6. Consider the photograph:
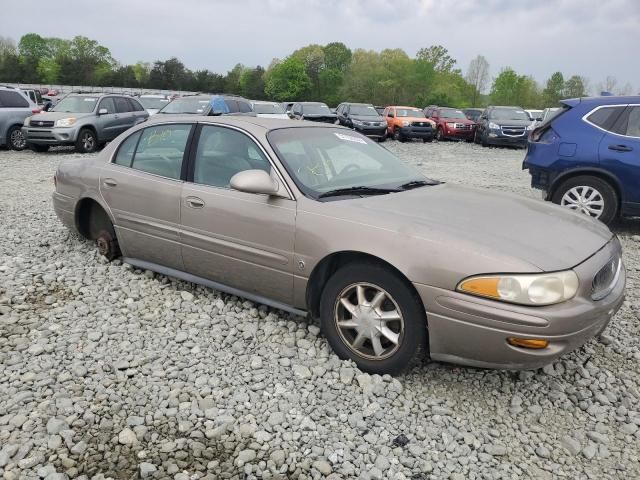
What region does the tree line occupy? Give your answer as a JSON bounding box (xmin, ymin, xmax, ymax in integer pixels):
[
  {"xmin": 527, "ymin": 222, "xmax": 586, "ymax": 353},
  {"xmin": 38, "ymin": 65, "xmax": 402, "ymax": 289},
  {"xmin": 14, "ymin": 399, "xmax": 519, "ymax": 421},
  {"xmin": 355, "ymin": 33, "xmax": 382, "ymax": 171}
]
[{"xmin": 0, "ymin": 33, "xmax": 634, "ymax": 108}]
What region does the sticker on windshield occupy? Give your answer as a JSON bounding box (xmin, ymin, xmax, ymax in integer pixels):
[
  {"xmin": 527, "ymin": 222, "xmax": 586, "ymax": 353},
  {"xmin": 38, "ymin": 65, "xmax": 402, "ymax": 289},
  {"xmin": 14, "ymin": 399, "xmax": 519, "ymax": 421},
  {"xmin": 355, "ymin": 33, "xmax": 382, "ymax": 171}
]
[
  {"xmin": 84, "ymin": 98, "xmax": 97, "ymax": 102},
  {"xmin": 334, "ymin": 132, "xmax": 367, "ymax": 144}
]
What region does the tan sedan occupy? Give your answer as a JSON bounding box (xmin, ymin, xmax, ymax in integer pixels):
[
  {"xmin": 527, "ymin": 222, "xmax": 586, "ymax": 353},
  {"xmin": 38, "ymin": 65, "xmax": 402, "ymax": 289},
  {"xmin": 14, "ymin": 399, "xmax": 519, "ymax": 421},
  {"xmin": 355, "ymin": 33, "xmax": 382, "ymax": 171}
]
[{"xmin": 52, "ymin": 116, "xmax": 625, "ymax": 375}]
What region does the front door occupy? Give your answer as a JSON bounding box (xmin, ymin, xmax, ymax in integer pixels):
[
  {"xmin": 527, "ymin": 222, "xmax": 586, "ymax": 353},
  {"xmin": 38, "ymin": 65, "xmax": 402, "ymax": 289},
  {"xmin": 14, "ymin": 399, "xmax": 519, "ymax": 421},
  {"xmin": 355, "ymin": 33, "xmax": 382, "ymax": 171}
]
[
  {"xmin": 113, "ymin": 96, "xmax": 135, "ymax": 136},
  {"xmin": 96, "ymin": 97, "xmax": 121, "ymax": 141},
  {"xmin": 100, "ymin": 123, "xmax": 194, "ymax": 270},
  {"xmin": 180, "ymin": 124, "xmax": 296, "ymax": 305}
]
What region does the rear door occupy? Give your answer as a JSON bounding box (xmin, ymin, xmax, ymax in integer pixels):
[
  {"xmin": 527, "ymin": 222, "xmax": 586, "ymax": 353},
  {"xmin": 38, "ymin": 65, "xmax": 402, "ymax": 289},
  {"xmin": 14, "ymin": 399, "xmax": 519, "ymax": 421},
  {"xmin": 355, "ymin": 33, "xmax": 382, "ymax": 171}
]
[
  {"xmin": 180, "ymin": 124, "xmax": 296, "ymax": 305},
  {"xmin": 598, "ymin": 104, "xmax": 640, "ymax": 206},
  {"xmin": 100, "ymin": 122, "xmax": 194, "ymax": 270},
  {"xmin": 114, "ymin": 96, "xmax": 135, "ymax": 135}
]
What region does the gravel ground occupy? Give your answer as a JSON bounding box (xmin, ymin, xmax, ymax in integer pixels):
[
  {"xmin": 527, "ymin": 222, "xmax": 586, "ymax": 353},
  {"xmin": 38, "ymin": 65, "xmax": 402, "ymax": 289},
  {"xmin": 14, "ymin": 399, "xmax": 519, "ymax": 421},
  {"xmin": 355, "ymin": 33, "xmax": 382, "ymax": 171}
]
[{"xmin": 1, "ymin": 141, "xmax": 639, "ymax": 480}]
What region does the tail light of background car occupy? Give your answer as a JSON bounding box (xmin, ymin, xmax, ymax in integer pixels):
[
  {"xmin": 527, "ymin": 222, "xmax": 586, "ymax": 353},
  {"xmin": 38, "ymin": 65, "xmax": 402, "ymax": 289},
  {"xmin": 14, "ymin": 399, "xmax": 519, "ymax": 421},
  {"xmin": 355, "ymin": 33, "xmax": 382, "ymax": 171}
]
[
  {"xmin": 530, "ymin": 125, "xmax": 560, "ymax": 143},
  {"xmin": 32, "ymin": 108, "xmax": 41, "ymax": 114}
]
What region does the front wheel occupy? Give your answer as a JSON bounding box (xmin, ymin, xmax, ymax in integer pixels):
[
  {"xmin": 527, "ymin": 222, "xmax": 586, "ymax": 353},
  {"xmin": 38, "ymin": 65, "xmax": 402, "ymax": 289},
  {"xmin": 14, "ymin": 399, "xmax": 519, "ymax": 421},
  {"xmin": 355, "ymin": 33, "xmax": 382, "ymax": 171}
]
[
  {"xmin": 320, "ymin": 262, "xmax": 427, "ymax": 375},
  {"xmin": 7, "ymin": 126, "xmax": 26, "ymax": 151},
  {"xmin": 75, "ymin": 128, "xmax": 98, "ymax": 153},
  {"xmin": 551, "ymin": 176, "xmax": 618, "ymax": 224},
  {"xmin": 377, "ymin": 136, "xmax": 386, "ymax": 143},
  {"xmin": 436, "ymin": 128, "xmax": 444, "ymax": 141}
]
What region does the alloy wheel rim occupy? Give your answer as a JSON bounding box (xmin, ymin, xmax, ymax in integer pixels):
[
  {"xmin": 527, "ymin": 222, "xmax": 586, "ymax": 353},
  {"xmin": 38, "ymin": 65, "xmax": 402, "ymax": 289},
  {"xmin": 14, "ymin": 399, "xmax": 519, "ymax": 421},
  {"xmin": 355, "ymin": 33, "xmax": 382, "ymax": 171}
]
[
  {"xmin": 561, "ymin": 186, "xmax": 604, "ymax": 218},
  {"xmin": 83, "ymin": 133, "xmax": 95, "ymax": 150},
  {"xmin": 11, "ymin": 129, "xmax": 25, "ymax": 149},
  {"xmin": 334, "ymin": 282, "xmax": 404, "ymax": 360}
]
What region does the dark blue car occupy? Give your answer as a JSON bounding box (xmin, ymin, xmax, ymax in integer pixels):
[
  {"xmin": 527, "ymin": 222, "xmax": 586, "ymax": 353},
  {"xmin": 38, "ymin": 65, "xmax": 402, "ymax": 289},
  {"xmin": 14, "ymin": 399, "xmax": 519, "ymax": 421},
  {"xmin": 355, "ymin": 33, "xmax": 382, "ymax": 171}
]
[{"xmin": 524, "ymin": 96, "xmax": 640, "ymax": 224}]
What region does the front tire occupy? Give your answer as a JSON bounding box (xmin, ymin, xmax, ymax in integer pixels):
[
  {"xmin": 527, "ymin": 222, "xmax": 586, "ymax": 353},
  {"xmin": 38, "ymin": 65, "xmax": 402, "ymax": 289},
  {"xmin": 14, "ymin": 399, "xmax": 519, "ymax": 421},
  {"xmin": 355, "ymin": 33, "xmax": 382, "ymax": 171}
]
[
  {"xmin": 7, "ymin": 126, "xmax": 26, "ymax": 151},
  {"xmin": 436, "ymin": 127, "xmax": 444, "ymax": 142},
  {"xmin": 320, "ymin": 262, "xmax": 427, "ymax": 375},
  {"xmin": 75, "ymin": 128, "xmax": 98, "ymax": 153},
  {"xmin": 551, "ymin": 175, "xmax": 618, "ymax": 224}
]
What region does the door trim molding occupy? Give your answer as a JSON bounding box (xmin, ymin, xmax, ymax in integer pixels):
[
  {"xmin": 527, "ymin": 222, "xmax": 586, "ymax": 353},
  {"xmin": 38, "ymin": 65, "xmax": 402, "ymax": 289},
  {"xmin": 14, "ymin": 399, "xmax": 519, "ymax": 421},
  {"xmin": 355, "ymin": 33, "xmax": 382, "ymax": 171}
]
[{"xmin": 122, "ymin": 257, "xmax": 308, "ymax": 317}]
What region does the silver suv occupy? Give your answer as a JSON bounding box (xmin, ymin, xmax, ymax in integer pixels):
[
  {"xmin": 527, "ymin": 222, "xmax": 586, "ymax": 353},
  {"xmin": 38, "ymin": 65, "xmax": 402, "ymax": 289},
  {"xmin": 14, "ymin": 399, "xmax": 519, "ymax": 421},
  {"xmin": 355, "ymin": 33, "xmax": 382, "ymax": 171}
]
[
  {"xmin": 23, "ymin": 93, "xmax": 149, "ymax": 153},
  {"xmin": 0, "ymin": 85, "xmax": 39, "ymax": 151}
]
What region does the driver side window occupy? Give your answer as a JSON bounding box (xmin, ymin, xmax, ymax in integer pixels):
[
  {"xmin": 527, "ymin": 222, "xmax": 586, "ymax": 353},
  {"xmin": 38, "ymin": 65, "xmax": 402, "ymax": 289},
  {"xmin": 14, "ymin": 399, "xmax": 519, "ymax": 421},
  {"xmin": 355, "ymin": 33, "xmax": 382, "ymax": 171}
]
[
  {"xmin": 193, "ymin": 126, "xmax": 271, "ymax": 188},
  {"xmin": 99, "ymin": 98, "xmax": 116, "ymax": 114}
]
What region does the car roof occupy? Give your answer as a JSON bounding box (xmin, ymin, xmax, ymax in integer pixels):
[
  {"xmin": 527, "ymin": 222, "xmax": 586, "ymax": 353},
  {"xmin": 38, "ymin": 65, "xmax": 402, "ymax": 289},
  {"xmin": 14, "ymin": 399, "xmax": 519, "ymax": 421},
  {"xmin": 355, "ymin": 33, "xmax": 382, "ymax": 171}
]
[
  {"xmin": 389, "ymin": 105, "xmax": 422, "ymax": 109},
  {"xmin": 342, "ymin": 102, "xmax": 373, "ymax": 106},
  {"xmin": 140, "ymin": 94, "xmax": 167, "ymax": 98},
  {"xmin": 562, "ymin": 95, "xmax": 640, "ymax": 107},
  {"xmin": 298, "ymin": 101, "xmax": 328, "ymax": 105},
  {"xmin": 145, "ymin": 114, "xmax": 341, "ymax": 133}
]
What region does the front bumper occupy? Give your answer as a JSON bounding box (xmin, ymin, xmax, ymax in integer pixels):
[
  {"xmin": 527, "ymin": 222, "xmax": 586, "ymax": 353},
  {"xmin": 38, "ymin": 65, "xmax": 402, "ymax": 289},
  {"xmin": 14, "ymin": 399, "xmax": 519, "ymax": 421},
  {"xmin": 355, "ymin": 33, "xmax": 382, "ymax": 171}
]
[
  {"xmin": 22, "ymin": 126, "xmax": 80, "ymax": 145},
  {"xmin": 414, "ymin": 238, "xmax": 625, "ymax": 369},
  {"xmin": 399, "ymin": 126, "xmax": 435, "ymax": 139},
  {"xmin": 353, "ymin": 125, "xmax": 387, "ymax": 139},
  {"xmin": 443, "ymin": 127, "xmax": 475, "ymax": 140},
  {"xmin": 485, "ymin": 130, "xmax": 528, "ymax": 146}
]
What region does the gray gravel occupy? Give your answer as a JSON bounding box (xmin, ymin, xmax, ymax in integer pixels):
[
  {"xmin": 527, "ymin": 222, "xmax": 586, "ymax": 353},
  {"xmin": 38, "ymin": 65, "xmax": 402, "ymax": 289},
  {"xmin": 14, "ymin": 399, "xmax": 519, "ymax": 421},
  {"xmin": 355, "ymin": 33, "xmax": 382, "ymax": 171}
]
[{"xmin": 1, "ymin": 141, "xmax": 639, "ymax": 479}]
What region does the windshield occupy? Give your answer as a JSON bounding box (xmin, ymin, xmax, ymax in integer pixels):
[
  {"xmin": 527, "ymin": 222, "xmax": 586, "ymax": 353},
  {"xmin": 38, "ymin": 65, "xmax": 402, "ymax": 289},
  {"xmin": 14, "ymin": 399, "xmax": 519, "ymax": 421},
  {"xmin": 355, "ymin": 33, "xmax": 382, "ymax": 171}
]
[
  {"xmin": 349, "ymin": 105, "xmax": 379, "ymax": 116},
  {"xmin": 158, "ymin": 97, "xmax": 210, "ymax": 114},
  {"xmin": 139, "ymin": 97, "xmax": 170, "ymax": 109},
  {"xmin": 268, "ymin": 127, "xmax": 428, "ymax": 200},
  {"xmin": 304, "ymin": 104, "xmax": 332, "ymax": 115},
  {"xmin": 51, "ymin": 96, "xmax": 98, "ymax": 113},
  {"xmin": 396, "ymin": 108, "xmax": 425, "ymax": 118},
  {"xmin": 490, "ymin": 108, "xmax": 530, "ymax": 121},
  {"xmin": 440, "ymin": 109, "xmax": 467, "ymax": 119},
  {"xmin": 254, "ymin": 103, "xmax": 285, "ymax": 114}
]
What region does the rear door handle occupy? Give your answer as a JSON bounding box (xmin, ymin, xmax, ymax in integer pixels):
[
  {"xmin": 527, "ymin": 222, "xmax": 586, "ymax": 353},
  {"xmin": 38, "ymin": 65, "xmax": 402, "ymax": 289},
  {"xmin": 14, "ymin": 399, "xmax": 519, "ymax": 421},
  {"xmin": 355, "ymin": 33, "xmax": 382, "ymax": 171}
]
[
  {"xmin": 103, "ymin": 178, "xmax": 117, "ymax": 187},
  {"xmin": 608, "ymin": 144, "xmax": 633, "ymax": 152},
  {"xmin": 186, "ymin": 196, "xmax": 205, "ymax": 208}
]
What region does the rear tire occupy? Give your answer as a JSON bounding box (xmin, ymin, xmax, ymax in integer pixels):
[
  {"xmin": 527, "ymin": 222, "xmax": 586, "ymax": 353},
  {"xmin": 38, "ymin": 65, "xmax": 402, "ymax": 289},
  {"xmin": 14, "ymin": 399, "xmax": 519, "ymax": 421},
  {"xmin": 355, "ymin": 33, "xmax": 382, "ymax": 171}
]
[
  {"xmin": 320, "ymin": 262, "xmax": 427, "ymax": 375},
  {"xmin": 95, "ymin": 229, "xmax": 121, "ymax": 261},
  {"xmin": 75, "ymin": 128, "xmax": 98, "ymax": 153},
  {"xmin": 7, "ymin": 125, "xmax": 26, "ymax": 151},
  {"xmin": 551, "ymin": 175, "xmax": 618, "ymax": 225}
]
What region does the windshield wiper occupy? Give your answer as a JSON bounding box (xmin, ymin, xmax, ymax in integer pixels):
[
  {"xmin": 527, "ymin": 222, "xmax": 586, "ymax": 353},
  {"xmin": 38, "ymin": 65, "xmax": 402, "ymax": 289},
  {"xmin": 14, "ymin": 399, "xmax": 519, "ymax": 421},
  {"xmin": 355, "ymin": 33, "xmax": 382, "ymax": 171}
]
[
  {"xmin": 399, "ymin": 180, "xmax": 440, "ymax": 190},
  {"xmin": 319, "ymin": 186, "xmax": 401, "ymax": 198}
]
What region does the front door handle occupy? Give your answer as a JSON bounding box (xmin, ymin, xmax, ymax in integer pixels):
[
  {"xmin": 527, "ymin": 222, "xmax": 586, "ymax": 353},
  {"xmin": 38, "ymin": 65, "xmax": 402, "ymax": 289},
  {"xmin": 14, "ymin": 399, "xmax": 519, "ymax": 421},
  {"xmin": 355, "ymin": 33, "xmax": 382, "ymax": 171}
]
[
  {"xmin": 186, "ymin": 196, "xmax": 205, "ymax": 208},
  {"xmin": 103, "ymin": 178, "xmax": 117, "ymax": 187},
  {"xmin": 608, "ymin": 144, "xmax": 633, "ymax": 152}
]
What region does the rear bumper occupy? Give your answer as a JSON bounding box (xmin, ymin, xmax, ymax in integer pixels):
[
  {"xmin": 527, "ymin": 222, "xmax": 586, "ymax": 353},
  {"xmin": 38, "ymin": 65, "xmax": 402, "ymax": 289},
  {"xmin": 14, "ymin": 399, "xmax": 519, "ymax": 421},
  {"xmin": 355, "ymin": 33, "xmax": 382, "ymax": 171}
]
[
  {"xmin": 414, "ymin": 238, "xmax": 625, "ymax": 369},
  {"xmin": 399, "ymin": 126, "xmax": 434, "ymax": 139},
  {"xmin": 52, "ymin": 192, "xmax": 77, "ymax": 231},
  {"xmin": 22, "ymin": 126, "xmax": 80, "ymax": 145}
]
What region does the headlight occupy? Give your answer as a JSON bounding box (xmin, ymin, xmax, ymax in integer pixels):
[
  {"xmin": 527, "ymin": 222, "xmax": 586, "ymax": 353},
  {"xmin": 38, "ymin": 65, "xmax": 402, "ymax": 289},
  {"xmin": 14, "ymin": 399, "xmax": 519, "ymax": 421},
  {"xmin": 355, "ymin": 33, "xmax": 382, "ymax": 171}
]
[
  {"xmin": 457, "ymin": 270, "xmax": 579, "ymax": 306},
  {"xmin": 446, "ymin": 122, "xmax": 456, "ymax": 128},
  {"xmin": 401, "ymin": 120, "xmax": 410, "ymax": 127},
  {"xmin": 23, "ymin": 117, "xmax": 31, "ymax": 127},
  {"xmin": 489, "ymin": 122, "xmax": 500, "ymax": 130},
  {"xmin": 55, "ymin": 117, "xmax": 77, "ymax": 127}
]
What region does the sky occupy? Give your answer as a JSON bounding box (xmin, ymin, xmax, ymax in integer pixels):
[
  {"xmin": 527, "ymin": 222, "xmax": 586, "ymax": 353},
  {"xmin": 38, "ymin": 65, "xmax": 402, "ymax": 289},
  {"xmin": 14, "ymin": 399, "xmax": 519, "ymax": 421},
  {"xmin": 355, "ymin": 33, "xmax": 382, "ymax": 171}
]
[{"xmin": 3, "ymin": 0, "xmax": 639, "ymax": 93}]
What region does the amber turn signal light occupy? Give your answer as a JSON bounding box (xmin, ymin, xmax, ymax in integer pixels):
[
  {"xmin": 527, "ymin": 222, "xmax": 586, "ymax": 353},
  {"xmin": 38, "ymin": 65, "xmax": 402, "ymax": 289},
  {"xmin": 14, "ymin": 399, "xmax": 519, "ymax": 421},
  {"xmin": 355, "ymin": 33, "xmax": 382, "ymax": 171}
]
[{"xmin": 507, "ymin": 337, "xmax": 549, "ymax": 349}]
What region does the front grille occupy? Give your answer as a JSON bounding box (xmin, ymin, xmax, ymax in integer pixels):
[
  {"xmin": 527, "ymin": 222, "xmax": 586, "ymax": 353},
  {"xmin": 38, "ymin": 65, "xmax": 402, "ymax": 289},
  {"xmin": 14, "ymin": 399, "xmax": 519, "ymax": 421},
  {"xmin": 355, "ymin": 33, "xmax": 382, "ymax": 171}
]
[
  {"xmin": 454, "ymin": 123, "xmax": 472, "ymax": 130},
  {"xmin": 592, "ymin": 256, "xmax": 622, "ymax": 300},
  {"xmin": 501, "ymin": 125, "xmax": 526, "ymax": 137},
  {"xmin": 31, "ymin": 120, "xmax": 54, "ymax": 128},
  {"xmin": 411, "ymin": 121, "xmax": 432, "ymax": 128},
  {"xmin": 362, "ymin": 121, "xmax": 384, "ymax": 127}
]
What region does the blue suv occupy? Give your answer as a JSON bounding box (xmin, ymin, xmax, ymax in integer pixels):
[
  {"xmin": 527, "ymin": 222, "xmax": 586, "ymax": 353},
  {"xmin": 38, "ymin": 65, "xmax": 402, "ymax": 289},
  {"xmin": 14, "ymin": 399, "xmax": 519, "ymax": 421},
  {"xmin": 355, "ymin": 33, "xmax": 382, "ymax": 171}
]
[{"xmin": 524, "ymin": 96, "xmax": 640, "ymax": 224}]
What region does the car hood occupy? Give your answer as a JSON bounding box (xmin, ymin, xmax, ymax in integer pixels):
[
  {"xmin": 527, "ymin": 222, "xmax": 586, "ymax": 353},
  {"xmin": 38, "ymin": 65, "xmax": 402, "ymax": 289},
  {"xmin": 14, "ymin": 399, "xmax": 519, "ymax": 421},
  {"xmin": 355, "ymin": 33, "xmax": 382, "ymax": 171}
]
[
  {"xmin": 351, "ymin": 115, "xmax": 385, "ymax": 122},
  {"xmin": 490, "ymin": 118, "xmax": 531, "ymax": 126},
  {"xmin": 399, "ymin": 116, "xmax": 433, "ymax": 124},
  {"xmin": 326, "ymin": 184, "xmax": 612, "ymax": 272},
  {"xmin": 257, "ymin": 113, "xmax": 290, "ymax": 119},
  {"xmin": 441, "ymin": 117, "xmax": 474, "ymax": 125},
  {"xmin": 305, "ymin": 113, "xmax": 337, "ymax": 118},
  {"xmin": 30, "ymin": 111, "xmax": 94, "ymax": 121}
]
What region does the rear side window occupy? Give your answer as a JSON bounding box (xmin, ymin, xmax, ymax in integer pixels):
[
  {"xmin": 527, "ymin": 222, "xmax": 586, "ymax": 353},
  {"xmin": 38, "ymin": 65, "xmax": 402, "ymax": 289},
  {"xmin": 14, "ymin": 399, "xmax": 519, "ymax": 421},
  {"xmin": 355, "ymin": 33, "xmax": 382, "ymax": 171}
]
[
  {"xmin": 238, "ymin": 101, "xmax": 252, "ymax": 113},
  {"xmin": 586, "ymin": 106, "xmax": 625, "ymax": 131},
  {"xmin": 114, "ymin": 97, "xmax": 131, "ymax": 113},
  {"xmin": 609, "ymin": 106, "xmax": 640, "ymax": 137},
  {"xmin": 225, "ymin": 100, "xmax": 239, "ymax": 113},
  {"xmin": 128, "ymin": 98, "xmax": 145, "ymax": 112},
  {"xmin": 0, "ymin": 90, "xmax": 29, "ymax": 108},
  {"xmin": 114, "ymin": 131, "xmax": 141, "ymax": 167}
]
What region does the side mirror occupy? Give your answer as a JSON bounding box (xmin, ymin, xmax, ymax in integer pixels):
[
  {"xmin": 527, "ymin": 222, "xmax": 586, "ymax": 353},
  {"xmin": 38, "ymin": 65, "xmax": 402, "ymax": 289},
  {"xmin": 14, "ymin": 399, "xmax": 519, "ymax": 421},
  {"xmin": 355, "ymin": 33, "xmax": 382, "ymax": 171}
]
[
  {"xmin": 230, "ymin": 169, "xmax": 287, "ymax": 198},
  {"xmin": 98, "ymin": 108, "xmax": 108, "ymax": 115}
]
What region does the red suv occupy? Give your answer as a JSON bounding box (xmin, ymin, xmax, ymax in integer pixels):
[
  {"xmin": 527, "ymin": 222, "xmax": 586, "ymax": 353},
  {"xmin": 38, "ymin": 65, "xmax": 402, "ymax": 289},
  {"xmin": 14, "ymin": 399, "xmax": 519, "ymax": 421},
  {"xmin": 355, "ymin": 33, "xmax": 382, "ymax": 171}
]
[{"xmin": 424, "ymin": 106, "xmax": 476, "ymax": 142}]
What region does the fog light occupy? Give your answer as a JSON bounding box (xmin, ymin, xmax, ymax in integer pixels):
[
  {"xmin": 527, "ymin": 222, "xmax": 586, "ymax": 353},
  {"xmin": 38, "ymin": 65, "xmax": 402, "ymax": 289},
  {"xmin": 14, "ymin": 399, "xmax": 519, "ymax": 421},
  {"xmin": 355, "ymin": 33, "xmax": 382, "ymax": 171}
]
[{"xmin": 507, "ymin": 337, "xmax": 549, "ymax": 349}]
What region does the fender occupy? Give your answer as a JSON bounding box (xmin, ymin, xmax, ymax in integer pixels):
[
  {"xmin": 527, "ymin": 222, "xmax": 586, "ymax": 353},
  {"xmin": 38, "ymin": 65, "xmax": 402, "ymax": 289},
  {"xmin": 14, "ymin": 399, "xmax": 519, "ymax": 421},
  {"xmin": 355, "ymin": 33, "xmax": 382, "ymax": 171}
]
[{"xmin": 549, "ymin": 167, "xmax": 624, "ymax": 200}]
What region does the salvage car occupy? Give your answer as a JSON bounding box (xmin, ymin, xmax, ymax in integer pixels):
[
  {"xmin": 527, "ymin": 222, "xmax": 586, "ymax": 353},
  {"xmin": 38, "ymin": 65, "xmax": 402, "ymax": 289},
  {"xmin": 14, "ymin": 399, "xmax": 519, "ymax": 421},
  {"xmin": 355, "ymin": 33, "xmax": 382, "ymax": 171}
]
[
  {"xmin": 524, "ymin": 96, "xmax": 640, "ymax": 225},
  {"xmin": 474, "ymin": 106, "xmax": 533, "ymax": 148},
  {"xmin": 0, "ymin": 85, "xmax": 40, "ymax": 150},
  {"xmin": 22, "ymin": 93, "xmax": 148, "ymax": 153},
  {"xmin": 138, "ymin": 94, "xmax": 171, "ymax": 115},
  {"xmin": 383, "ymin": 106, "xmax": 435, "ymax": 142},
  {"xmin": 336, "ymin": 102, "xmax": 388, "ymax": 141},
  {"xmin": 52, "ymin": 116, "xmax": 626, "ymax": 375},
  {"xmin": 251, "ymin": 101, "xmax": 289, "ymax": 119},
  {"xmin": 424, "ymin": 106, "xmax": 476, "ymax": 142},
  {"xmin": 288, "ymin": 102, "xmax": 337, "ymax": 123},
  {"xmin": 157, "ymin": 94, "xmax": 253, "ymax": 116}
]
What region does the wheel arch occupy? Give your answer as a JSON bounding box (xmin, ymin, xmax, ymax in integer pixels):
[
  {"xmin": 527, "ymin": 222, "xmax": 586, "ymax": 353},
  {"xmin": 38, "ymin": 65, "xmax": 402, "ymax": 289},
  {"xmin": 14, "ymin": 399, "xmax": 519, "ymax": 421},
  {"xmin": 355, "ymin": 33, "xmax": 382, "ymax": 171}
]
[
  {"xmin": 74, "ymin": 196, "xmax": 115, "ymax": 240},
  {"xmin": 77, "ymin": 124, "xmax": 99, "ymax": 142},
  {"xmin": 549, "ymin": 168, "xmax": 623, "ymax": 204},
  {"xmin": 305, "ymin": 250, "xmax": 427, "ymax": 321},
  {"xmin": 6, "ymin": 123, "xmax": 24, "ymax": 143}
]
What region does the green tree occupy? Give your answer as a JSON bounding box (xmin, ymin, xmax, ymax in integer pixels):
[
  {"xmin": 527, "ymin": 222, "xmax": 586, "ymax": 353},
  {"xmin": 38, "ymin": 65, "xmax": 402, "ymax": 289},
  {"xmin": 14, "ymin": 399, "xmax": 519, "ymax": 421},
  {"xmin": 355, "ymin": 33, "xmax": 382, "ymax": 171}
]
[
  {"xmin": 543, "ymin": 71, "xmax": 565, "ymax": 105},
  {"xmin": 224, "ymin": 63, "xmax": 246, "ymax": 94},
  {"xmin": 132, "ymin": 61, "xmax": 151, "ymax": 86},
  {"xmin": 323, "ymin": 42, "xmax": 351, "ymax": 72},
  {"xmin": 265, "ymin": 57, "xmax": 311, "ymax": 101},
  {"xmin": 37, "ymin": 57, "xmax": 61, "ymax": 83},
  {"xmin": 291, "ymin": 44, "xmax": 325, "ymax": 97},
  {"xmin": 490, "ymin": 68, "xmax": 521, "ymax": 105},
  {"xmin": 239, "ymin": 66, "xmax": 266, "ymax": 99},
  {"xmin": 416, "ymin": 45, "xmax": 457, "ymax": 73},
  {"xmin": 564, "ymin": 75, "xmax": 587, "ymax": 98}
]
